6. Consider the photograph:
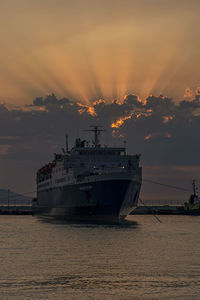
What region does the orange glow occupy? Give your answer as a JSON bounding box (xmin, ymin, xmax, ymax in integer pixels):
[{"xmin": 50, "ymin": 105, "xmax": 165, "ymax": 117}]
[
  {"xmin": 112, "ymin": 99, "xmax": 122, "ymax": 105},
  {"xmin": 77, "ymin": 102, "xmax": 97, "ymax": 116},
  {"xmin": 144, "ymin": 134, "xmax": 152, "ymax": 140},
  {"xmin": 165, "ymin": 132, "xmax": 172, "ymax": 138},
  {"xmin": 87, "ymin": 106, "xmax": 97, "ymax": 116},
  {"xmin": 136, "ymin": 113, "xmax": 141, "ymax": 118},
  {"xmin": 184, "ymin": 88, "xmax": 193, "ymax": 99},
  {"xmin": 111, "ymin": 115, "xmax": 133, "ymax": 129},
  {"xmin": 162, "ymin": 116, "xmax": 174, "ymax": 123},
  {"xmin": 93, "ymin": 99, "xmax": 105, "ymax": 106}
]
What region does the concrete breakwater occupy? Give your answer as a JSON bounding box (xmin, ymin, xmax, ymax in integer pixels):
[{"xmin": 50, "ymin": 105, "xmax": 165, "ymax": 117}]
[
  {"xmin": 0, "ymin": 205, "xmax": 32, "ymax": 215},
  {"xmin": 132, "ymin": 205, "xmax": 185, "ymax": 215},
  {"xmin": 0, "ymin": 205, "xmax": 185, "ymax": 215}
]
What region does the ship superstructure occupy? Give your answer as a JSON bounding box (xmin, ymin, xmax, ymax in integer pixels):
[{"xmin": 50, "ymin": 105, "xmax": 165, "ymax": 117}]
[{"xmin": 33, "ymin": 126, "xmax": 142, "ymax": 222}]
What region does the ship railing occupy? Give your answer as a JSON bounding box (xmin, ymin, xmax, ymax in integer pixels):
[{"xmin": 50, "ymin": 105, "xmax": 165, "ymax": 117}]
[{"xmin": 76, "ymin": 166, "xmax": 136, "ymax": 182}]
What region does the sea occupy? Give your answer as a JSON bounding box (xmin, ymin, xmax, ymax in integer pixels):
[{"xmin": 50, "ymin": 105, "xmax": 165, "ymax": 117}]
[{"xmin": 0, "ymin": 215, "xmax": 200, "ymax": 299}]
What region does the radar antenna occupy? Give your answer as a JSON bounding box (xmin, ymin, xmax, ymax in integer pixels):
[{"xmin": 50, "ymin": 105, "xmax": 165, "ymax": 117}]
[{"xmin": 85, "ymin": 125, "xmax": 105, "ymax": 147}]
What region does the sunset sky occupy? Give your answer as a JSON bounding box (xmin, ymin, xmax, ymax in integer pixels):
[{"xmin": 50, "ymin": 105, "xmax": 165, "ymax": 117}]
[
  {"xmin": 0, "ymin": 0, "xmax": 200, "ymax": 104},
  {"xmin": 0, "ymin": 0, "xmax": 200, "ymax": 200}
]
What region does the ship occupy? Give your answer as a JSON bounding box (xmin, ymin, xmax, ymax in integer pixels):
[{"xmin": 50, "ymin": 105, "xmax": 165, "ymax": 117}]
[
  {"xmin": 184, "ymin": 180, "xmax": 200, "ymax": 215},
  {"xmin": 32, "ymin": 126, "xmax": 142, "ymax": 222}
]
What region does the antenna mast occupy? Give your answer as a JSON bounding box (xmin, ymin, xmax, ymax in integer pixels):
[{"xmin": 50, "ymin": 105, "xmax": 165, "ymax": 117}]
[
  {"xmin": 65, "ymin": 133, "xmax": 69, "ymax": 152},
  {"xmin": 192, "ymin": 179, "xmax": 197, "ymax": 196},
  {"xmin": 86, "ymin": 126, "xmax": 105, "ymax": 147}
]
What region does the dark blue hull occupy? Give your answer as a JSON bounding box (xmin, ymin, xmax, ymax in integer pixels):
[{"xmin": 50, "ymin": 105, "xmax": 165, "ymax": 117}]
[{"xmin": 33, "ymin": 179, "xmax": 141, "ymax": 222}]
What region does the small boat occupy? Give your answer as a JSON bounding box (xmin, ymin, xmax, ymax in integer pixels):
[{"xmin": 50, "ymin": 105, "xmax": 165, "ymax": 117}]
[{"xmin": 184, "ymin": 180, "xmax": 200, "ymax": 215}]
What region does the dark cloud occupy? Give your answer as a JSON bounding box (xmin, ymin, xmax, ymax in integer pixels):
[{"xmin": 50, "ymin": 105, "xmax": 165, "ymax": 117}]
[
  {"xmin": 1, "ymin": 93, "xmax": 200, "ymax": 168},
  {"xmin": 33, "ymin": 93, "xmax": 70, "ymax": 107},
  {"xmin": 124, "ymin": 94, "xmax": 143, "ymax": 107}
]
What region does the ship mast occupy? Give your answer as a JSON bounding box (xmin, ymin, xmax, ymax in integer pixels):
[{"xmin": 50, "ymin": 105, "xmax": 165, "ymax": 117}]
[
  {"xmin": 86, "ymin": 125, "xmax": 104, "ymax": 147},
  {"xmin": 192, "ymin": 179, "xmax": 197, "ymax": 196},
  {"xmin": 65, "ymin": 133, "xmax": 69, "ymax": 153}
]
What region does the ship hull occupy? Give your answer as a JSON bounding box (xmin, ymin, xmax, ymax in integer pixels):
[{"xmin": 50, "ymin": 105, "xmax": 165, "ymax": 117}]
[{"xmin": 33, "ymin": 177, "xmax": 141, "ymax": 222}]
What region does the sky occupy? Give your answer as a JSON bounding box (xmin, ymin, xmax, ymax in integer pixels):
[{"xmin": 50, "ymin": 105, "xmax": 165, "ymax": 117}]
[
  {"xmin": 0, "ymin": 0, "xmax": 200, "ymax": 201},
  {"xmin": 0, "ymin": 0, "xmax": 200, "ymax": 104}
]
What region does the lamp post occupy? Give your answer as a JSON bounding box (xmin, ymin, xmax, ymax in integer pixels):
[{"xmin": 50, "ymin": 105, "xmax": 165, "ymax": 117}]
[{"xmin": 7, "ymin": 189, "xmax": 10, "ymax": 211}]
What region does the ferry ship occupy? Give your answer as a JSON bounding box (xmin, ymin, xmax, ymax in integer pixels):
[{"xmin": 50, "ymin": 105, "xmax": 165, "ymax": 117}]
[{"xmin": 32, "ymin": 126, "xmax": 142, "ymax": 222}]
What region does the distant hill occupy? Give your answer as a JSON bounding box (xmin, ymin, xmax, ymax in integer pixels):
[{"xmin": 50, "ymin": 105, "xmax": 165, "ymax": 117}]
[{"xmin": 0, "ymin": 189, "xmax": 32, "ymax": 205}]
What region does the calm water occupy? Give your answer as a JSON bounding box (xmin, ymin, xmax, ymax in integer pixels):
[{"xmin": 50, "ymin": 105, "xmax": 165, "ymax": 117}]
[{"xmin": 0, "ymin": 215, "xmax": 200, "ymax": 299}]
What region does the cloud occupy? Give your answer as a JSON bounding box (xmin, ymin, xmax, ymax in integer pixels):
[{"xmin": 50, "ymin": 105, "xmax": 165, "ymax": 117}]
[{"xmin": 1, "ymin": 92, "xmax": 200, "ymax": 168}]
